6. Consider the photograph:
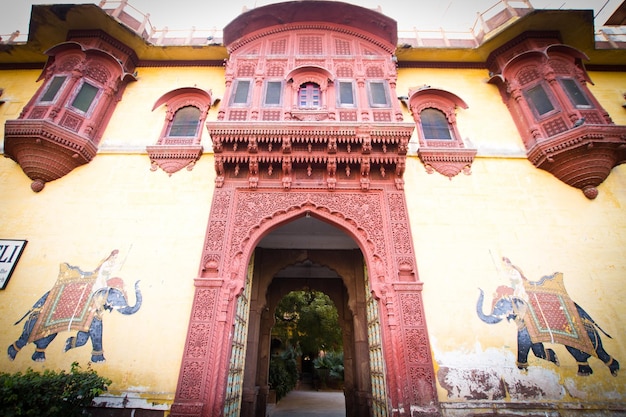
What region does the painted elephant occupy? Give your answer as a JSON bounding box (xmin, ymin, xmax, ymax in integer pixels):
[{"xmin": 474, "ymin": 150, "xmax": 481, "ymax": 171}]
[
  {"xmin": 8, "ymin": 280, "xmax": 142, "ymax": 363},
  {"xmin": 476, "ymin": 287, "xmax": 619, "ymax": 377}
]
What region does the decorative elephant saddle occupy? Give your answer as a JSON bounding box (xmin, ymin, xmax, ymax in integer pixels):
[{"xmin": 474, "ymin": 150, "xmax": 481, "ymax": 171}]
[
  {"xmin": 29, "ymin": 263, "xmax": 100, "ymax": 342},
  {"xmin": 522, "ymin": 272, "xmax": 596, "ymax": 357}
]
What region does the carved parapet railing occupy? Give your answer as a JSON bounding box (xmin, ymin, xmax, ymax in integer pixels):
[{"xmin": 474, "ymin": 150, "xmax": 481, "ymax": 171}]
[
  {"xmin": 417, "ymin": 146, "xmax": 477, "ymax": 178},
  {"xmin": 147, "ymin": 144, "xmax": 203, "ymax": 175},
  {"xmin": 3, "ymin": 119, "xmax": 99, "ymax": 192},
  {"xmin": 207, "ymin": 122, "xmax": 415, "ymax": 191},
  {"xmin": 527, "ymin": 124, "xmax": 626, "ymax": 199}
]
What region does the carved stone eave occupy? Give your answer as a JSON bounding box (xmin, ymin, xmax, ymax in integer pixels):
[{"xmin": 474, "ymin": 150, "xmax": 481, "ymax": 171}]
[
  {"xmin": 146, "ymin": 144, "xmax": 204, "ymax": 175},
  {"xmin": 3, "ymin": 119, "xmax": 98, "ymax": 192},
  {"xmin": 417, "ymin": 146, "xmax": 477, "ymax": 178},
  {"xmin": 207, "ymin": 121, "xmax": 414, "ymax": 190},
  {"xmin": 527, "ymin": 124, "xmax": 626, "ymax": 199}
]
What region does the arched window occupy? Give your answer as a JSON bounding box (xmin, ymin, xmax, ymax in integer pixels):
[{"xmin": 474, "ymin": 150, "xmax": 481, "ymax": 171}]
[
  {"xmin": 168, "ymin": 106, "xmax": 201, "ymax": 137},
  {"xmin": 299, "ymin": 82, "xmax": 321, "ymax": 108},
  {"xmin": 148, "ymin": 87, "xmax": 212, "ymax": 175},
  {"xmin": 420, "ymin": 108, "xmax": 453, "ymax": 140},
  {"xmin": 407, "ymin": 87, "xmax": 476, "ymax": 178}
]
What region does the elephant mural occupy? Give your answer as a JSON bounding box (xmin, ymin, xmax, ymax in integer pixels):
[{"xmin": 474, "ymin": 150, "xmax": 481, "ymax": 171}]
[
  {"xmin": 7, "ymin": 250, "xmax": 142, "ymax": 363},
  {"xmin": 476, "ymin": 257, "xmax": 619, "ymax": 377}
]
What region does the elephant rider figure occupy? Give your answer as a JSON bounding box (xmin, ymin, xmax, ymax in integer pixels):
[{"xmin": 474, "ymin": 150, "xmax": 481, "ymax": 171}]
[{"xmin": 8, "ymin": 249, "xmax": 142, "ymax": 363}]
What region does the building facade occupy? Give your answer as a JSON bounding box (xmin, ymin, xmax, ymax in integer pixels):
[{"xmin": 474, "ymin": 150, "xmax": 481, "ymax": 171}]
[{"xmin": 1, "ymin": 1, "xmax": 625, "ymax": 416}]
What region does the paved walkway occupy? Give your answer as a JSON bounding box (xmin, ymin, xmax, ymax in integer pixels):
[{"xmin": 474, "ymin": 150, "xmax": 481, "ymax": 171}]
[{"xmin": 267, "ymin": 390, "xmax": 346, "ymax": 417}]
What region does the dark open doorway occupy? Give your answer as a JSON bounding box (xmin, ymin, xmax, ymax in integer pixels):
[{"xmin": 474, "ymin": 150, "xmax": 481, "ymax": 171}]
[{"xmin": 238, "ymin": 216, "xmax": 384, "ymax": 417}]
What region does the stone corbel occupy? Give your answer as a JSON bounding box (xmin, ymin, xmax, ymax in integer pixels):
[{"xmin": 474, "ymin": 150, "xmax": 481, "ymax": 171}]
[
  {"xmin": 147, "ymin": 144, "xmax": 203, "ymax": 176},
  {"xmin": 417, "ymin": 147, "xmax": 477, "ymax": 178}
]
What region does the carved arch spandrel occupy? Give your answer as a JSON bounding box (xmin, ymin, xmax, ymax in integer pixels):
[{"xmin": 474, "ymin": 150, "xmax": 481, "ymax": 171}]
[{"xmin": 224, "ymin": 190, "xmax": 393, "ymax": 296}]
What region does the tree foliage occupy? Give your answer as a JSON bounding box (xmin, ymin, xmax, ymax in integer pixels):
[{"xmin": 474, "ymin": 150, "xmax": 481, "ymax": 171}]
[
  {"xmin": 273, "ymin": 290, "xmax": 342, "ymax": 358},
  {"xmin": 0, "ymin": 362, "xmax": 111, "ymax": 417}
]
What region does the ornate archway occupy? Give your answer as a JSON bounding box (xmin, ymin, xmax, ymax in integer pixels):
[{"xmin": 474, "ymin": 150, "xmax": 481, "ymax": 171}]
[
  {"xmin": 170, "ymin": 121, "xmax": 439, "ymax": 417},
  {"xmin": 171, "ymin": 188, "xmax": 439, "ymax": 417}
]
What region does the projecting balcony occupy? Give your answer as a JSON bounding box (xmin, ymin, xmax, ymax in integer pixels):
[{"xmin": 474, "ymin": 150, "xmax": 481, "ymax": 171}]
[
  {"xmin": 526, "ymin": 124, "xmax": 626, "ymax": 199},
  {"xmin": 3, "ymin": 119, "xmax": 98, "ymax": 192}
]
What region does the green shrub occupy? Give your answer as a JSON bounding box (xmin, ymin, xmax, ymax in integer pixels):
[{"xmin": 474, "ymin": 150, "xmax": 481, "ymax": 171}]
[
  {"xmin": 313, "ymin": 351, "xmax": 344, "ymax": 388},
  {"xmin": 0, "ymin": 362, "xmax": 111, "ymax": 417},
  {"xmin": 268, "ymin": 346, "xmax": 299, "ymax": 400}
]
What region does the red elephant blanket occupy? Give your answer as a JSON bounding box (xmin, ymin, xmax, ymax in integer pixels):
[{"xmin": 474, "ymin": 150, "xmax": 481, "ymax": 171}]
[
  {"xmin": 28, "ymin": 263, "xmax": 100, "ymax": 342},
  {"xmin": 522, "ymin": 272, "xmax": 596, "ymax": 357}
]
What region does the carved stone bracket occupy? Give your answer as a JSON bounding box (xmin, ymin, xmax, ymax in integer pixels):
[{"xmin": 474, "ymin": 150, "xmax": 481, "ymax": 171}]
[
  {"xmin": 147, "ymin": 144, "xmax": 203, "ymax": 175},
  {"xmin": 417, "ymin": 146, "xmax": 477, "ymax": 178},
  {"xmin": 4, "ymin": 119, "xmax": 98, "ymax": 192},
  {"xmin": 527, "ymin": 124, "xmax": 626, "ymax": 199}
]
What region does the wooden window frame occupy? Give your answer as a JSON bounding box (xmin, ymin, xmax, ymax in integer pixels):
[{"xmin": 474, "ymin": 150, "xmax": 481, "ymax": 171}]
[
  {"xmin": 231, "ymin": 79, "xmax": 252, "ymax": 106},
  {"xmin": 558, "ymin": 77, "xmax": 592, "ymax": 109},
  {"xmin": 523, "ymin": 82, "xmax": 559, "ymax": 120},
  {"xmin": 168, "ymin": 105, "xmax": 202, "ymax": 138},
  {"xmin": 147, "ymin": 87, "xmax": 212, "ymax": 175},
  {"xmin": 419, "ymin": 108, "xmax": 454, "ymax": 141},
  {"xmin": 68, "ymin": 80, "xmax": 100, "ymax": 116},
  {"xmin": 298, "ymin": 82, "xmax": 321, "ymax": 109},
  {"xmin": 39, "ymin": 75, "xmax": 68, "ymax": 104}
]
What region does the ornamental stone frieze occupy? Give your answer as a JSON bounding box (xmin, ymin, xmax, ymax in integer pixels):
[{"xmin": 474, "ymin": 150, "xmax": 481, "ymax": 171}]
[{"xmin": 207, "ymin": 122, "xmax": 414, "ymax": 191}]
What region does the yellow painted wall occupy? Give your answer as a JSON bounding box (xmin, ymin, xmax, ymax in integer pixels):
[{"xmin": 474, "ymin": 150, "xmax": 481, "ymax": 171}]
[
  {"xmin": 0, "ymin": 70, "xmax": 41, "ymax": 137},
  {"xmin": 102, "ymin": 66, "xmax": 226, "ymax": 149}
]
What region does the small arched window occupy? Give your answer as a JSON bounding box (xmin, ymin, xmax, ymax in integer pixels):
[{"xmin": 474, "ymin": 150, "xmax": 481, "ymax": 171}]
[
  {"xmin": 407, "ymin": 87, "xmax": 476, "ymax": 178},
  {"xmin": 148, "ymin": 87, "xmax": 212, "ymax": 175},
  {"xmin": 420, "ymin": 108, "xmax": 453, "ymax": 140},
  {"xmin": 168, "ymin": 106, "xmax": 201, "ymax": 137},
  {"xmin": 299, "ymin": 82, "xmax": 321, "ymax": 108}
]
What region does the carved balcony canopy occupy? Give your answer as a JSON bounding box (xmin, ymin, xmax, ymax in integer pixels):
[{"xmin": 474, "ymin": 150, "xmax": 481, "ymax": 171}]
[
  {"xmin": 487, "ymin": 31, "xmax": 626, "ymax": 198},
  {"xmin": 3, "ymin": 30, "xmax": 137, "ymax": 192},
  {"xmin": 207, "ymin": 122, "xmax": 414, "ymax": 191}
]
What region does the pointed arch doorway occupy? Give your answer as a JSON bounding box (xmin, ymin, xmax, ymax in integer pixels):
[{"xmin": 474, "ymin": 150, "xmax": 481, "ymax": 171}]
[
  {"xmin": 238, "ymin": 215, "xmax": 384, "ymax": 417},
  {"xmin": 170, "ymin": 123, "xmax": 439, "ymax": 417},
  {"xmin": 171, "ymin": 189, "xmax": 440, "ymax": 417}
]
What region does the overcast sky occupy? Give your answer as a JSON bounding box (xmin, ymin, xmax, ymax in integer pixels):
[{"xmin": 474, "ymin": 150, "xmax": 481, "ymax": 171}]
[{"xmin": 1, "ymin": 0, "xmax": 621, "ymax": 39}]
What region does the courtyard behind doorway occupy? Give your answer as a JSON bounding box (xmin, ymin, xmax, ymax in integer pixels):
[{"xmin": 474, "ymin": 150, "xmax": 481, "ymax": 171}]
[{"xmin": 267, "ymin": 390, "xmax": 346, "ymax": 417}]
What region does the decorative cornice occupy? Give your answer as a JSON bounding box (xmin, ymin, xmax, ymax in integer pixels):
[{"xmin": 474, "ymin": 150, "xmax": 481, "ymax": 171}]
[
  {"xmin": 207, "ymin": 122, "xmax": 414, "ymax": 191},
  {"xmin": 228, "ymin": 23, "xmax": 395, "ymax": 54}
]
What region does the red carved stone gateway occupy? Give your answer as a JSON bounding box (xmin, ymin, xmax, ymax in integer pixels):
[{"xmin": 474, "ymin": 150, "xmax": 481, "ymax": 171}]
[{"xmin": 170, "ymin": 122, "xmax": 441, "ymax": 417}]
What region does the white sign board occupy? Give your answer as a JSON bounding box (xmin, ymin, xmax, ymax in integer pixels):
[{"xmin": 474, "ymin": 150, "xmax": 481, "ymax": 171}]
[{"xmin": 0, "ymin": 240, "xmax": 27, "ymax": 289}]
